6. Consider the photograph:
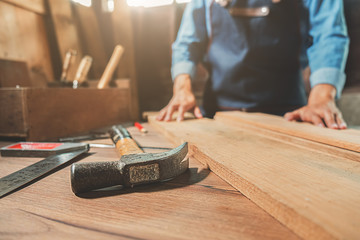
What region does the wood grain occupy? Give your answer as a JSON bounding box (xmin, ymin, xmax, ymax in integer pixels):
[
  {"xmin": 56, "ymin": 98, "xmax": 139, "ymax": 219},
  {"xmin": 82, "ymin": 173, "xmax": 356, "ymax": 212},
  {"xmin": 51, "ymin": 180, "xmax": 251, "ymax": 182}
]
[
  {"xmin": 148, "ymin": 116, "xmax": 360, "ymax": 240},
  {"xmin": 214, "ymin": 113, "xmax": 360, "ymax": 164},
  {"xmin": 215, "ymin": 111, "xmax": 360, "ymax": 153},
  {"xmin": 25, "ymin": 88, "xmax": 131, "ymax": 141},
  {"xmin": 0, "ymin": 125, "xmax": 299, "ymax": 240}
]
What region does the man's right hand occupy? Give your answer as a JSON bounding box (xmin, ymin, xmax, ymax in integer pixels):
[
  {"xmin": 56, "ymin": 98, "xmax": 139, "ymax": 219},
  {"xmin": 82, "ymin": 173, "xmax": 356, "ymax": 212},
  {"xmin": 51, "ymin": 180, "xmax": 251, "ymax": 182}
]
[{"xmin": 156, "ymin": 74, "xmax": 203, "ymax": 122}]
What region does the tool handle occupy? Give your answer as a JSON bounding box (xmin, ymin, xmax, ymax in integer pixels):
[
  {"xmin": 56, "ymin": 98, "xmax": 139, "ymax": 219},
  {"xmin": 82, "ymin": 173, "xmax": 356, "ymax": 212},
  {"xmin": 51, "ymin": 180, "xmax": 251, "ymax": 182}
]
[
  {"xmin": 73, "ymin": 55, "xmax": 93, "ymax": 84},
  {"xmin": 115, "ymin": 138, "xmax": 143, "ymax": 156},
  {"xmin": 97, "ymin": 45, "xmax": 124, "ymax": 89},
  {"xmin": 61, "ymin": 49, "xmax": 76, "ymax": 82},
  {"xmin": 71, "ymin": 161, "xmax": 124, "ymax": 194},
  {"xmin": 109, "ymin": 125, "xmax": 143, "ymax": 156}
]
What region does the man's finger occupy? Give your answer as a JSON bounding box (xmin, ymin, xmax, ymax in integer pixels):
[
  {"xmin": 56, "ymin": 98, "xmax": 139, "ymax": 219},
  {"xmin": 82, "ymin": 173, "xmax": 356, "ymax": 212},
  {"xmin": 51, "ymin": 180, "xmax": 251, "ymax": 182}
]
[
  {"xmin": 323, "ymin": 110, "xmax": 338, "ymax": 129},
  {"xmin": 310, "ymin": 114, "xmax": 325, "ymax": 128},
  {"xmin": 335, "ymin": 112, "xmax": 347, "ymax": 129},
  {"xmin": 284, "ymin": 110, "xmax": 300, "ymax": 121},
  {"xmin": 194, "ymin": 106, "xmax": 203, "ymax": 119},
  {"xmin": 177, "ymin": 106, "xmax": 185, "ymax": 122},
  {"xmin": 164, "ymin": 105, "xmax": 176, "ymax": 122},
  {"xmin": 156, "ymin": 108, "xmax": 167, "ymax": 121}
]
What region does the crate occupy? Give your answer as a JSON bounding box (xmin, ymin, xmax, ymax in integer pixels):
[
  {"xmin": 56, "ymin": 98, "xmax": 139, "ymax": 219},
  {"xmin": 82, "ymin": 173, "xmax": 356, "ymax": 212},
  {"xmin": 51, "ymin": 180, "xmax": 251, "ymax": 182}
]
[{"xmin": 0, "ymin": 86, "xmax": 134, "ymax": 141}]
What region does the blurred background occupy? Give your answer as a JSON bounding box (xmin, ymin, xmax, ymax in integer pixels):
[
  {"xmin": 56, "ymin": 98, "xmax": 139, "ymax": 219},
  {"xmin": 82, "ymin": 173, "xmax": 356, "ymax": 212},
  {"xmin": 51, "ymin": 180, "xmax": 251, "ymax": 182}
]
[{"xmin": 0, "ymin": 0, "xmax": 359, "ymax": 121}]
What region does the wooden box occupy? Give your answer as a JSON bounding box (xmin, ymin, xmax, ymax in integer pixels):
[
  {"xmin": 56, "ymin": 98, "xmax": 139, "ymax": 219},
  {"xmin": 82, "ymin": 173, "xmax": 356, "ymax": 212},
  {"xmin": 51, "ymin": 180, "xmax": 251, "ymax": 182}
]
[{"xmin": 0, "ymin": 87, "xmax": 134, "ymax": 141}]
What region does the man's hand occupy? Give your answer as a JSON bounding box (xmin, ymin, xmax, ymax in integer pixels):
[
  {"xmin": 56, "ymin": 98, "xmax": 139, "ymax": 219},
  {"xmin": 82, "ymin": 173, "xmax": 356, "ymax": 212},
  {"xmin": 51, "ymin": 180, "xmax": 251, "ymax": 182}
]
[
  {"xmin": 284, "ymin": 84, "xmax": 347, "ymax": 129},
  {"xmin": 156, "ymin": 74, "xmax": 203, "ymax": 122}
]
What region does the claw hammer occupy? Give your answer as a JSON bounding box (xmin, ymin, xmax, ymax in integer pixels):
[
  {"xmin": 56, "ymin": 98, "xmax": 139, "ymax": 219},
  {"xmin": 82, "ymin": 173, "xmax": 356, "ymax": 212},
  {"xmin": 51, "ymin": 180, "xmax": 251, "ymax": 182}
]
[{"xmin": 71, "ymin": 125, "xmax": 188, "ymax": 194}]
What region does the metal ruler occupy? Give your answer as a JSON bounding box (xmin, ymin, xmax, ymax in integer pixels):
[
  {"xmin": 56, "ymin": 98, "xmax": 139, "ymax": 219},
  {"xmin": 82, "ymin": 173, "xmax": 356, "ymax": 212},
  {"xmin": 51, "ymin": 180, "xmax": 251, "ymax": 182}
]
[{"xmin": 0, "ymin": 147, "xmax": 89, "ymax": 198}]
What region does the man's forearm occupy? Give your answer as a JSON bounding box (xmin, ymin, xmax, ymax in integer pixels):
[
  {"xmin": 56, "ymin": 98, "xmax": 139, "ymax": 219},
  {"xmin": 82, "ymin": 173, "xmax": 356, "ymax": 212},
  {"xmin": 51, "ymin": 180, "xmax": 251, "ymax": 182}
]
[
  {"xmin": 308, "ymin": 84, "xmax": 336, "ymax": 106},
  {"xmin": 173, "ymin": 74, "xmax": 193, "ymax": 94}
]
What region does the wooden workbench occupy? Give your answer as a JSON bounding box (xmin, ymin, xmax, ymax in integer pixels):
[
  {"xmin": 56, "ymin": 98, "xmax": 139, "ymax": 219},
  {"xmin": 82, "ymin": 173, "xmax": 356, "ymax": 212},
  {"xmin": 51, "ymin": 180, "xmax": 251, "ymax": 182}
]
[{"xmin": 0, "ymin": 124, "xmax": 299, "ymax": 239}]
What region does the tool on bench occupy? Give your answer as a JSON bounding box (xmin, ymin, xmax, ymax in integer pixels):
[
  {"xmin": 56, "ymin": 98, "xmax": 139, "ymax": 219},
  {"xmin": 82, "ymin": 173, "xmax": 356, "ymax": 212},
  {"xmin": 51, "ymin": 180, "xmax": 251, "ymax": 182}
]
[
  {"xmin": 0, "ymin": 142, "xmax": 89, "ymax": 198},
  {"xmin": 0, "ymin": 142, "xmax": 89, "ymax": 157},
  {"xmin": 71, "ymin": 125, "xmax": 189, "ymax": 194}
]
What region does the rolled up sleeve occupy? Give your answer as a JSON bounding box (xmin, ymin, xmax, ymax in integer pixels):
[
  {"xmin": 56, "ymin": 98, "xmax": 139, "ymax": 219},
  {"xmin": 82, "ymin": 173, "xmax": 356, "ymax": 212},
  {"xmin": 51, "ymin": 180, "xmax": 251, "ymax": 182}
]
[
  {"xmin": 171, "ymin": 0, "xmax": 208, "ymax": 81},
  {"xmin": 305, "ymin": 0, "xmax": 349, "ymax": 98}
]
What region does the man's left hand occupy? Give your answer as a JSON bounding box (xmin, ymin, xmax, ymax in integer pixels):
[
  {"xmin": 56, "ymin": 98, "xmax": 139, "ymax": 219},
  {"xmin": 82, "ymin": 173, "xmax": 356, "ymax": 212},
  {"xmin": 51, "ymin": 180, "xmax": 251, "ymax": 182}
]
[{"xmin": 284, "ymin": 84, "xmax": 347, "ymax": 130}]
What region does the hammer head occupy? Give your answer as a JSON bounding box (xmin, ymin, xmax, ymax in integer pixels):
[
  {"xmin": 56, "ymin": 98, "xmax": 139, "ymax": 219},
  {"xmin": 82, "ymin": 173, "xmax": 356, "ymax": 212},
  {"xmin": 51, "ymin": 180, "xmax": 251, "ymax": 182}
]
[
  {"xmin": 120, "ymin": 142, "xmax": 189, "ymax": 186},
  {"xmin": 71, "ymin": 142, "xmax": 188, "ymax": 193}
]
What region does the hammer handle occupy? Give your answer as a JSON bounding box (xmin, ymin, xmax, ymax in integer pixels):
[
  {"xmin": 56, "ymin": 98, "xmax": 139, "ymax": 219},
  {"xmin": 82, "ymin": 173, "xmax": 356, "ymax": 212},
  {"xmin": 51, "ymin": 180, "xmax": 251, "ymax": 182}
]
[
  {"xmin": 110, "ymin": 125, "xmax": 143, "ymax": 157},
  {"xmin": 115, "ymin": 138, "xmax": 143, "ymax": 156}
]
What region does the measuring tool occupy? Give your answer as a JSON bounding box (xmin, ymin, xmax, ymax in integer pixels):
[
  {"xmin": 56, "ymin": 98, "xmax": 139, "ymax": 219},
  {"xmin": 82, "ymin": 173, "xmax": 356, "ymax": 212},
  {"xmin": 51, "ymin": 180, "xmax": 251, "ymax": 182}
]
[{"xmin": 0, "ymin": 142, "xmax": 89, "ymax": 198}]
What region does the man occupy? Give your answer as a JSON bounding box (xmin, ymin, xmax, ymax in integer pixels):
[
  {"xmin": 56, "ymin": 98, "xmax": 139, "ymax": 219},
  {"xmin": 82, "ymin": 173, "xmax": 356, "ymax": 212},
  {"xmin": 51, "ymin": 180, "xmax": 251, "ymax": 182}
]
[{"xmin": 157, "ymin": 0, "xmax": 349, "ymax": 129}]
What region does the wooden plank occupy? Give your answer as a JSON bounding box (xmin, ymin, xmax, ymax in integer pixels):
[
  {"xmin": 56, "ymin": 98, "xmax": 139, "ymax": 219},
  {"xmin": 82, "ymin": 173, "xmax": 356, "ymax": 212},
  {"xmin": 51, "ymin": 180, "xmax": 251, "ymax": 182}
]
[
  {"xmin": 112, "ymin": 0, "xmax": 139, "ymax": 120},
  {"xmin": 1, "ymin": 0, "xmax": 46, "ymax": 14},
  {"xmin": 215, "ymin": 111, "xmax": 360, "ymax": 153},
  {"xmin": 0, "ymin": 125, "xmax": 299, "ymax": 240},
  {"xmin": 0, "ymin": 1, "xmax": 54, "ymax": 86},
  {"xmin": 47, "ymin": 0, "xmax": 83, "ymax": 82},
  {"xmin": 148, "ymin": 115, "xmax": 360, "ymax": 240},
  {"xmin": 214, "ymin": 112, "xmax": 360, "ymax": 163}
]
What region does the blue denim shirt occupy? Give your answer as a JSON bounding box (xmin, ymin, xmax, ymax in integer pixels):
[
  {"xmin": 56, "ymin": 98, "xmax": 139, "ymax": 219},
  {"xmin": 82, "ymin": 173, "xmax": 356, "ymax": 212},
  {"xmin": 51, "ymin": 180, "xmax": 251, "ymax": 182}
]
[{"xmin": 171, "ymin": 0, "xmax": 349, "ymax": 98}]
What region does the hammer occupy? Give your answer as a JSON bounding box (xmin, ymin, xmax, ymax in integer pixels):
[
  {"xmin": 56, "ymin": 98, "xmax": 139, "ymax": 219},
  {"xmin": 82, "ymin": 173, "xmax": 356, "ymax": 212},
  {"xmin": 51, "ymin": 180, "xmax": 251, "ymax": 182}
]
[{"xmin": 70, "ymin": 125, "xmax": 188, "ymax": 194}]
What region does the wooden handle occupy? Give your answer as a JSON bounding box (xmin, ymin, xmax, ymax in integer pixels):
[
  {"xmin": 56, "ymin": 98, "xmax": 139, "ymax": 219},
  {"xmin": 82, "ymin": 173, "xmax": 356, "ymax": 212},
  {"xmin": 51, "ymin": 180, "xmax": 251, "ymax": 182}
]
[
  {"xmin": 74, "ymin": 55, "xmax": 93, "ymax": 84},
  {"xmin": 109, "ymin": 125, "xmax": 143, "ymax": 157},
  {"xmin": 60, "ymin": 49, "xmax": 77, "ymax": 82},
  {"xmin": 115, "ymin": 138, "xmax": 143, "ymax": 156},
  {"xmin": 97, "ymin": 45, "xmax": 124, "ymax": 89}
]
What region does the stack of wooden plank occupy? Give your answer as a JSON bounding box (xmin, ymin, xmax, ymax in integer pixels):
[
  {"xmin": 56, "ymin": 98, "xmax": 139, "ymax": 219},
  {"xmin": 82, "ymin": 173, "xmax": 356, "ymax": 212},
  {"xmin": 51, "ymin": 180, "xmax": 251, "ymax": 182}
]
[{"xmin": 148, "ymin": 111, "xmax": 360, "ymax": 240}]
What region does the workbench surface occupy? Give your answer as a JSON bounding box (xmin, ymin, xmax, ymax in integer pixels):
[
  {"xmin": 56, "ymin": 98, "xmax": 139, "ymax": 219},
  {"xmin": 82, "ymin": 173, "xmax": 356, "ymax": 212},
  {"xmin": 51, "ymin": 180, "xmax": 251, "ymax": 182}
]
[{"xmin": 0, "ymin": 124, "xmax": 299, "ymax": 239}]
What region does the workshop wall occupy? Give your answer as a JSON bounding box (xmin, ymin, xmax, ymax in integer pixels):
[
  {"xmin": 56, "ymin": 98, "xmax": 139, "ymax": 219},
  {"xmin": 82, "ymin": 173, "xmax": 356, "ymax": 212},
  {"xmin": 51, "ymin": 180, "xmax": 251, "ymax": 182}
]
[
  {"xmin": 0, "ymin": 0, "xmax": 136, "ymax": 84},
  {"xmin": 0, "ymin": 0, "xmax": 54, "ymax": 87}
]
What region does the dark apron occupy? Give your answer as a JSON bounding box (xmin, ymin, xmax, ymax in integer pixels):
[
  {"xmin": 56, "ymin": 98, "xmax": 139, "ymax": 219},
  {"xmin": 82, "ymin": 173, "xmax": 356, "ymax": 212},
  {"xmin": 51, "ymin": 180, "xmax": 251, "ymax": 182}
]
[{"xmin": 202, "ymin": 0, "xmax": 307, "ymax": 118}]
